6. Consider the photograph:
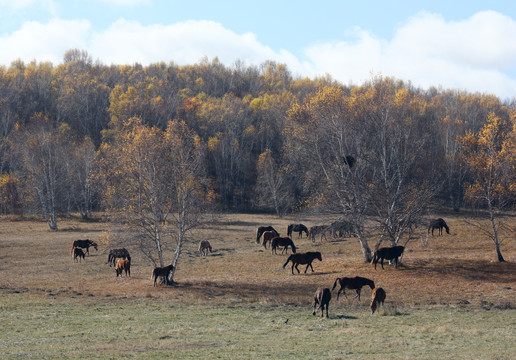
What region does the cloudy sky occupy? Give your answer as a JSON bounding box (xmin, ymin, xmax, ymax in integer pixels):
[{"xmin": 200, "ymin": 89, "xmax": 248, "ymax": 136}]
[{"xmin": 1, "ymin": 0, "xmax": 515, "ymax": 99}]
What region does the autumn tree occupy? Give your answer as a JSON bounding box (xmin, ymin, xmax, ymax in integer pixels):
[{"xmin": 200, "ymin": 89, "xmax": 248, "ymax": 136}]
[
  {"xmin": 10, "ymin": 115, "xmax": 72, "ymax": 230},
  {"xmin": 101, "ymin": 117, "xmax": 208, "ymax": 282},
  {"xmin": 459, "ymin": 111, "xmax": 516, "ymax": 262},
  {"xmin": 255, "ymin": 148, "xmax": 289, "ymax": 216}
]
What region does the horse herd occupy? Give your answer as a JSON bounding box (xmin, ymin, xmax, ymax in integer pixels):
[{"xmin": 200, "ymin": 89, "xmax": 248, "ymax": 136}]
[
  {"xmin": 69, "ymin": 217, "xmax": 450, "ymax": 318},
  {"xmin": 257, "ymin": 219, "xmax": 450, "ymax": 318}
]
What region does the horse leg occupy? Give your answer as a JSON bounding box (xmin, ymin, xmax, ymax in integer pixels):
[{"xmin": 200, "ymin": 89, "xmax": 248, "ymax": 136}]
[
  {"xmin": 356, "ymin": 289, "xmax": 361, "ymax": 302},
  {"xmin": 294, "ymin": 263, "xmax": 300, "ymax": 274},
  {"xmin": 381, "ymin": 257, "xmax": 385, "ymax": 270}
]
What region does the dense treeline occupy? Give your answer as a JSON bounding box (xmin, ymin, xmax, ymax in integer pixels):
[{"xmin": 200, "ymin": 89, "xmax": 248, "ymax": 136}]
[{"xmin": 0, "ymin": 50, "xmax": 515, "ymax": 232}]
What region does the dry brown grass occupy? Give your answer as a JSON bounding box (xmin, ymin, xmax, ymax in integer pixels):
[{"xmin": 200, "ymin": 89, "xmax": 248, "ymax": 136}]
[{"xmin": 0, "ymin": 212, "xmax": 514, "ymax": 309}]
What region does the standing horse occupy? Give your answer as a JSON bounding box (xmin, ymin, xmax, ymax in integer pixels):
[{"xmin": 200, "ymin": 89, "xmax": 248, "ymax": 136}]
[
  {"xmin": 283, "ymin": 252, "xmax": 322, "ymax": 274},
  {"xmin": 107, "ymin": 248, "xmax": 131, "ymax": 267},
  {"xmin": 331, "ymin": 276, "xmax": 375, "ymax": 301},
  {"xmin": 370, "ymin": 287, "xmax": 386, "ymax": 314},
  {"xmin": 262, "ymin": 231, "xmax": 278, "ymax": 249},
  {"xmin": 73, "ymin": 247, "xmax": 85, "ymax": 262},
  {"xmin": 287, "ymin": 224, "xmax": 309, "ymax": 238},
  {"xmin": 257, "ymin": 226, "xmax": 279, "ymax": 244},
  {"xmin": 115, "ymin": 259, "xmax": 131, "ymax": 277},
  {"xmin": 427, "ymin": 218, "xmax": 450, "ymax": 236},
  {"xmin": 198, "ymin": 240, "xmax": 212, "ymax": 256},
  {"xmin": 312, "ymin": 287, "xmax": 332, "ymax": 318},
  {"xmin": 71, "ymin": 239, "xmax": 98, "ymax": 255},
  {"xmin": 271, "ymin": 237, "xmax": 297, "ymax": 255},
  {"xmin": 152, "ymin": 264, "xmax": 174, "ymax": 286},
  {"xmin": 308, "ymin": 225, "xmax": 329, "ymax": 242},
  {"xmin": 372, "ymin": 246, "xmax": 405, "ymax": 270}
]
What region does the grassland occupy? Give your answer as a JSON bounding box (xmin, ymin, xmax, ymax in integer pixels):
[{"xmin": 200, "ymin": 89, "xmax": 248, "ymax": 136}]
[{"xmin": 0, "ymin": 213, "xmax": 515, "ymax": 359}]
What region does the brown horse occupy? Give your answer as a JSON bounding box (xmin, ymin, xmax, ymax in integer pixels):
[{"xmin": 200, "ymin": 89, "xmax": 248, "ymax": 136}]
[
  {"xmin": 331, "ymin": 276, "xmax": 375, "ymax": 301},
  {"xmin": 71, "ymin": 239, "xmax": 98, "ymax": 255},
  {"xmin": 115, "ymin": 259, "xmax": 131, "ymax": 277},
  {"xmin": 287, "ymin": 224, "xmax": 309, "ymax": 238},
  {"xmin": 312, "ymin": 287, "xmax": 332, "ymax": 318},
  {"xmin": 262, "ymin": 231, "xmax": 278, "ymax": 249},
  {"xmin": 73, "ymin": 247, "xmax": 85, "ymax": 263},
  {"xmin": 152, "ymin": 264, "xmax": 174, "ymax": 286},
  {"xmin": 370, "ymin": 287, "xmax": 386, "ymax": 314},
  {"xmin": 283, "ymin": 252, "xmax": 322, "ymax": 274},
  {"xmin": 308, "ymin": 225, "xmax": 329, "ymax": 242},
  {"xmin": 271, "ymin": 237, "xmax": 296, "ymax": 255},
  {"xmin": 257, "ymin": 226, "xmax": 279, "ymax": 244},
  {"xmin": 427, "ymin": 218, "xmax": 450, "ymax": 236},
  {"xmin": 372, "ymin": 246, "xmax": 405, "ymax": 270},
  {"xmin": 198, "ymin": 240, "xmax": 212, "ymax": 256}
]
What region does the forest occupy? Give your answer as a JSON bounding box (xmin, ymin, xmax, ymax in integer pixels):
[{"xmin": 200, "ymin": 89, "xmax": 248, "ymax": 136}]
[{"xmin": 1, "ymin": 49, "xmax": 515, "ymax": 265}]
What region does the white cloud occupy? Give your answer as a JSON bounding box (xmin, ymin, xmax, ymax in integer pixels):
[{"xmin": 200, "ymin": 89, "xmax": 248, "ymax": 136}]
[
  {"xmin": 0, "ymin": 19, "xmax": 90, "ymax": 65},
  {"xmin": 0, "ymin": 0, "xmax": 56, "ymax": 13},
  {"xmin": 305, "ymin": 11, "xmax": 516, "ymax": 99},
  {"xmin": 0, "ymin": 11, "xmax": 515, "ymax": 99}
]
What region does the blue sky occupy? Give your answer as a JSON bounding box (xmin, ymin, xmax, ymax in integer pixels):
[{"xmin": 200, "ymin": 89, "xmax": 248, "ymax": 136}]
[{"xmin": 1, "ymin": 0, "xmax": 515, "ymax": 99}]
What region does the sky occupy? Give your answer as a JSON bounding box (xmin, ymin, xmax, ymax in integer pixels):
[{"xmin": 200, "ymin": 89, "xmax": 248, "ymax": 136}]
[{"xmin": 1, "ymin": 0, "xmax": 516, "ymax": 100}]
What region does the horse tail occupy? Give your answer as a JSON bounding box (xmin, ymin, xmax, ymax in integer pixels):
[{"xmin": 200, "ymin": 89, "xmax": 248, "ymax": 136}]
[
  {"xmin": 331, "ymin": 278, "xmax": 340, "ymax": 292},
  {"xmin": 283, "ymin": 255, "xmax": 292, "ymax": 268}
]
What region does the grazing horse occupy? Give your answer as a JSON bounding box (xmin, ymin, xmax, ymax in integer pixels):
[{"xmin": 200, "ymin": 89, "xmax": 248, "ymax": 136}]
[
  {"xmin": 283, "ymin": 252, "xmax": 322, "ymax": 274},
  {"xmin": 73, "ymin": 247, "xmax": 85, "ymax": 263},
  {"xmin": 372, "ymin": 246, "xmax": 405, "ymax": 270},
  {"xmin": 115, "ymin": 259, "xmax": 131, "ymax": 277},
  {"xmin": 198, "ymin": 240, "xmax": 212, "ymax": 256},
  {"xmin": 330, "ymin": 220, "xmax": 355, "ymax": 238},
  {"xmin": 71, "ymin": 239, "xmax": 98, "ymax": 255},
  {"xmin": 427, "ymin": 218, "xmax": 450, "ymax": 236},
  {"xmin": 287, "ymin": 224, "xmax": 309, "ymax": 238},
  {"xmin": 152, "ymin": 264, "xmax": 175, "ymax": 286},
  {"xmin": 256, "ymin": 226, "xmax": 279, "ymax": 244},
  {"xmin": 370, "ymin": 287, "xmax": 386, "ymax": 314},
  {"xmin": 271, "ymin": 237, "xmax": 297, "ymax": 255},
  {"xmin": 262, "ymin": 231, "xmax": 278, "ymax": 249},
  {"xmin": 312, "ymin": 287, "xmax": 332, "ymax": 318},
  {"xmin": 107, "ymin": 248, "xmax": 131, "ymax": 267},
  {"xmin": 331, "ymin": 276, "xmax": 375, "ymax": 301},
  {"xmin": 308, "ymin": 225, "xmax": 329, "ymax": 242}
]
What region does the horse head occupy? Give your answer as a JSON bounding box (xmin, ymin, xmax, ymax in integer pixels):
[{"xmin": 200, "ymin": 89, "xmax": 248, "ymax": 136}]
[
  {"xmin": 314, "ymin": 252, "xmax": 322, "ymax": 261},
  {"xmin": 291, "ymin": 242, "xmax": 297, "ymax": 253}
]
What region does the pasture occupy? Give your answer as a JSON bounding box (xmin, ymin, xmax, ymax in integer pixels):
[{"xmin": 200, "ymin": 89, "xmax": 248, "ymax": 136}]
[{"xmin": 1, "ymin": 213, "xmax": 515, "ymax": 359}]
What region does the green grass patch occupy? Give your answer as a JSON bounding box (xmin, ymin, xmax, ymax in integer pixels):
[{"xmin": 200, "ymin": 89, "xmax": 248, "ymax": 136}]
[{"xmin": 1, "ymin": 291, "xmax": 514, "ymax": 359}]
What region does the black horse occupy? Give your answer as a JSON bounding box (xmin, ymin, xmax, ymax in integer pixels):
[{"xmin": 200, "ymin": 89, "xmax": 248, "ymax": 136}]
[
  {"xmin": 71, "ymin": 239, "xmax": 98, "ymax": 255},
  {"xmin": 313, "ymin": 287, "xmax": 332, "ymax": 318},
  {"xmin": 287, "ymin": 224, "xmax": 309, "ymax": 238},
  {"xmin": 271, "ymin": 237, "xmax": 297, "ymax": 255},
  {"xmin": 152, "ymin": 264, "xmax": 174, "ymax": 286},
  {"xmin": 283, "ymin": 252, "xmax": 322, "ymax": 274},
  {"xmin": 427, "ymin": 218, "xmax": 450, "ymax": 236},
  {"xmin": 256, "ymin": 226, "xmax": 279, "ymax": 244},
  {"xmin": 372, "ymin": 246, "xmax": 405, "ymax": 270},
  {"xmin": 107, "ymin": 248, "xmax": 131, "ymax": 267},
  {"xmin": 331, "ymin": 276, "xmax": 375, "ymax": 301}
]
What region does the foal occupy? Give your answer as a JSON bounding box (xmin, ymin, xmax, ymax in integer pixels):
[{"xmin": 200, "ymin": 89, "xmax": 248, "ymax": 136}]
[{"xmin": 370, "ymin": 287, "xmax": 387, "ymax": 314}]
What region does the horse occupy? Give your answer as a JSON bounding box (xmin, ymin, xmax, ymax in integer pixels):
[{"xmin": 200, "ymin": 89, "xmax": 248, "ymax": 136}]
[
  {"xmin": 312, "ymin": 287, "xmax": 332, "ymax": 318},
  {"xmin": 256, "ymin": 226, "xmax": 279, "ymax": 244},
  {"xmin": 262, "ymin": 231, "xmax": 278, "ymax": 249},
  {"xmin": 107, "ymin": 248, "xmax": 131, "ymax": 267},
  {"xmin": 330, "ymin": 220, "xmax": 355, "ymax": 238},
  {"xmin": 271, "ymin": 237, "xmax": 297, "ymax": 255},
  {"xmin": 152, "ymin": 264, "xmax": 175, "ymax": 286},
  {"xmin": 283, "ymin": 252, "xmax": 322, "ymax": 274},
  {"xmin": 372, "ymin": 246, "xmax": 405, "ymax": 270},
  {"xmin": 331, "ymin": 276, "xmax": 375, "ymax": 301},
  {"xmin": 370, "ymin": 287, "xmax": 386, "ymax": 314},
  {"xmin": 198, "ymin": 240, "xmax": 212, "ymax": 256},
  {"xmin": 73, "ymin": 247, "xmax": 85, "ymax": 263},
  {"xmin": 287, "ymin": 224, "xmax": 309, "ymax": 238},
  {"xmin": 427, "ymin": 218, "xmax": 450, "ymax": 236},
  {"xmin": 308, "ymin": 225, "xmax": 329, "ymax": 242},
  {"xmin": 71, "ymin": 239, "xmax": 98, "ymax": 255},
  {"xmin": 115, "ymin": 259, "xmax": 131, "ymax": 277}
]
